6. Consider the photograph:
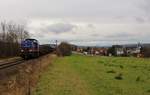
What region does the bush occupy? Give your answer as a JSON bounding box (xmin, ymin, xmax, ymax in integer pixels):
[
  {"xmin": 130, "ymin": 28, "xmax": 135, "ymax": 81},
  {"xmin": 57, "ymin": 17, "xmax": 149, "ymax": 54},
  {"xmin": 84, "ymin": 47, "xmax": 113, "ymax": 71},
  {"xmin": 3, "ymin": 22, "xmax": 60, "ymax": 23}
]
[
  {"xmin": 106, "ymin": 70, "xmax": 116, "ymax": 73},
  {"xmin": 115, "ymin": 73, "xmax": 123, "ymax": 80},
  {"xmin": 57, "ymin": 42, "xmax": 72, "ymax": 56},
  {"xmin": 142, "ymin": 47, "xmax": 150, "ymax": 57},
  {"xmin": 0, "ymin": 41, "xmax": 20, "ymax": 57}
]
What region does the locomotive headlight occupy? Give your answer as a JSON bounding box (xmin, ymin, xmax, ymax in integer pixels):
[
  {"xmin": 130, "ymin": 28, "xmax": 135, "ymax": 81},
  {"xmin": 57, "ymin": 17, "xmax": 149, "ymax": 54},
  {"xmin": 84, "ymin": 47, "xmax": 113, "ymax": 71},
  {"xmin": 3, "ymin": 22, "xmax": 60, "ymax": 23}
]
[
  {"xmin": 21, "ymin": 50, "xmax": 24, "ymax": 52},
  {"xmin": 29, "ymin": 49, "xmax": 33, "ymax": 52}
]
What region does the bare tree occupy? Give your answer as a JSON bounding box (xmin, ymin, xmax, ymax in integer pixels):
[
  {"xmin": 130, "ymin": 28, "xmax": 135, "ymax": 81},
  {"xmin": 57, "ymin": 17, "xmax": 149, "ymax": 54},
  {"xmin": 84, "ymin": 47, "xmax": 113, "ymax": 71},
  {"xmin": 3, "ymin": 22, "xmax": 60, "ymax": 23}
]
[{"xmin": 0, "ymin": 21, "xmax": 30, "ymax": 57}]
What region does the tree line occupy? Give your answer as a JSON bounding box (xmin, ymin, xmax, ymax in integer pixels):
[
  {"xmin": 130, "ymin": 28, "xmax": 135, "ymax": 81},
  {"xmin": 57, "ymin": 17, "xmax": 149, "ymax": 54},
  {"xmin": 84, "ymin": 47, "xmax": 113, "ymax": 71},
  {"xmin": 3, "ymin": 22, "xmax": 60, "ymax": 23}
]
[{"xmin": 0, "ymin": 21, "xmax": 30, "ymax": 57}]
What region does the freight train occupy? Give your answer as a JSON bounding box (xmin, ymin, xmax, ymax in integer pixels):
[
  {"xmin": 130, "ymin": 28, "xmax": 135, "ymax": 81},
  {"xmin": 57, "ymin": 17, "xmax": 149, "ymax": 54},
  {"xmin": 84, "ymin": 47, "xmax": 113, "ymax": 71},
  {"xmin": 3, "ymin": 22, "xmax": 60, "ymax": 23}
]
[{"xmin": 20, "ymin": 39, "xmax": 55, "ymax": 59}]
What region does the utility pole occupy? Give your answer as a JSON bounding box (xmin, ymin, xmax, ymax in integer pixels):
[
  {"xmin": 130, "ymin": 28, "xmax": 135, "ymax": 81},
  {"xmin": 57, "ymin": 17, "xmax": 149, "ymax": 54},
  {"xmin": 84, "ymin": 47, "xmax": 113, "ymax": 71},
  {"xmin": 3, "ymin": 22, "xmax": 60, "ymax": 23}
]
[
  {"xmin": 56, "ymin": 40, "xmax": 58, "ymax": 48},
  {"xmin": 56, "ymin": 40, "xmax": 58, "ymax": 54}
]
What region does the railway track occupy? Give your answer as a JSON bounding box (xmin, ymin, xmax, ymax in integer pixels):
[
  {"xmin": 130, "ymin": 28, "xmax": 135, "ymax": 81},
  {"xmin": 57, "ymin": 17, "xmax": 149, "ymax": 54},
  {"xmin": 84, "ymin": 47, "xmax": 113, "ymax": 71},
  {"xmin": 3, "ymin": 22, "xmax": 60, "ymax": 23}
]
[{"xmin": 0, "ymin": 59, "xmax": 25, "ymax": 70}]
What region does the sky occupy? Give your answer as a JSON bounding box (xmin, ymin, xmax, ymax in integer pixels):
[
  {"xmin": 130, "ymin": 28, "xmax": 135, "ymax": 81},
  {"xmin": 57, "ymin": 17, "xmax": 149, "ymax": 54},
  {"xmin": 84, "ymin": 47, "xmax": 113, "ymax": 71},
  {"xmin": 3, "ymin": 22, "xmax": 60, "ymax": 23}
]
[{"xmin": 0, "ymin": 0, "xmax": 150, "ymax": 46}]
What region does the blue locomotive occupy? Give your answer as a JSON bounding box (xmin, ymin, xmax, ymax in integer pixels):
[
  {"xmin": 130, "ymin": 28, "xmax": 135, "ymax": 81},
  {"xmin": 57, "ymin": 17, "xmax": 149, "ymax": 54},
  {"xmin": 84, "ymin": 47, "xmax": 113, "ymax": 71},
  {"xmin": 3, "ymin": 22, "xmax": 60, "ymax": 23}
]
[
  {"xmin": 20, "ymin": 39, "xmax": 39, "ymax": 59},
  {"xmin": 20, "ymin": 39, "xmax": 56, "ymax": 59}
]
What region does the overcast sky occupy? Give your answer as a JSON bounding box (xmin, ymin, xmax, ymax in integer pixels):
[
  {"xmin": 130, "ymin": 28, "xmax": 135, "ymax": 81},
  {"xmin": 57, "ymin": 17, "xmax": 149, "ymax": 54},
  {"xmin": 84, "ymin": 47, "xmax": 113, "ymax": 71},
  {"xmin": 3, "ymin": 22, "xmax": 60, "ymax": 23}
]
[{"xmin": 0, "ymin": 0, "xmax": 150, "ymax": 46}]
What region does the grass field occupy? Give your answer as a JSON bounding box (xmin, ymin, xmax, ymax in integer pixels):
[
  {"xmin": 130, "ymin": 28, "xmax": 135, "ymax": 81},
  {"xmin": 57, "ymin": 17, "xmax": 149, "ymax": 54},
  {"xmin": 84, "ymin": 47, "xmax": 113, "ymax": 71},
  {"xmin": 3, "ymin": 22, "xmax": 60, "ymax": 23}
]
[{"xmin": 33, "ymin": 55, "xmax": 150, "ymax": 95}]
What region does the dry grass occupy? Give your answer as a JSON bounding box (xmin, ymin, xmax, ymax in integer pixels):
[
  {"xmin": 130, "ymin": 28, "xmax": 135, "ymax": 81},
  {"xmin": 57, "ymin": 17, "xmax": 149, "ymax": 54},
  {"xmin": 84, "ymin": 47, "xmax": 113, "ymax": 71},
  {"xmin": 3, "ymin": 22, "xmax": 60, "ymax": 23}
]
[{"xmin": 0, "ymin": 54, "xmax": 53, "ymax": 95}]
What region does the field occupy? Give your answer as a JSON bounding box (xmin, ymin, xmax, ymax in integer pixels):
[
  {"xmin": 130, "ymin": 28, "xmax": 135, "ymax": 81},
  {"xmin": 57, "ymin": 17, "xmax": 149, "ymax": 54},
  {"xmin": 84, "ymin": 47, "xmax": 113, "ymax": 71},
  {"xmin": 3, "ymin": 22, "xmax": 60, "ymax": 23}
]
[{"xmin": 33, "ymin": 54, "xmax": 150, "ymax": 95}]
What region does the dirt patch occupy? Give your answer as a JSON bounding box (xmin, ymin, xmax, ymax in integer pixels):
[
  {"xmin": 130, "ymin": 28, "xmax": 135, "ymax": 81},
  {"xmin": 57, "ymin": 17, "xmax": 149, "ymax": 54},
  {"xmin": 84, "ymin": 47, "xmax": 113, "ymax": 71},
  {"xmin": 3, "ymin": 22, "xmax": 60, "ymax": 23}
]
[{"xmin": 0, "ymin": 54, "xmax": 53, "ymax": 95}]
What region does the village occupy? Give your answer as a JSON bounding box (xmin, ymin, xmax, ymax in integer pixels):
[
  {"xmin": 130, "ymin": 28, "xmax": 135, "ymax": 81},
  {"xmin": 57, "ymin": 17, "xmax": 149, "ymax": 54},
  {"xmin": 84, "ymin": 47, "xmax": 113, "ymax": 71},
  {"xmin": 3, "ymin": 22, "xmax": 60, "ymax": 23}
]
[{"xmin": 71, "ymin": 43, "xmax": 150, "ymax": 58}]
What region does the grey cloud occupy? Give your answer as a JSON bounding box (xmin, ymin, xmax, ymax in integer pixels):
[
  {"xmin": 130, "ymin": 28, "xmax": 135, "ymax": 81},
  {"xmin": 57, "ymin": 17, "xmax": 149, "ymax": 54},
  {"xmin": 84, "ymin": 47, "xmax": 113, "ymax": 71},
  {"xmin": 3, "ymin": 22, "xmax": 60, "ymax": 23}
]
[
  {"xmin": 44, "ymin": 23, "xmax": 76, "ymax": 34},
  {"xmin": 138, "ymin": 0, "xmax": 150, "ymax": 18},
  {"xmin": 89, "ymin": 31, "xmax": 149, "ymax": 43},
  {"xmin": 0, "ymin": 0, "xmax": 146, "ymax": 21},
  {"xmin": 142, "ymin": 0, "xmax": 150, "ymax": 11},
  {"xmin": 87, "ymin": 24, "xmax": 95, "ymax": 29},
  {"xmin": 91, "ymin": 33, "xmax": 99, "ymax": 37},
  {"xmin": 105, "ymin": 32, "xmax": 133, "ymax": 38},
  {"xmin": 135, "ymin": 17, "xmax": 145, "ymax": 23}
]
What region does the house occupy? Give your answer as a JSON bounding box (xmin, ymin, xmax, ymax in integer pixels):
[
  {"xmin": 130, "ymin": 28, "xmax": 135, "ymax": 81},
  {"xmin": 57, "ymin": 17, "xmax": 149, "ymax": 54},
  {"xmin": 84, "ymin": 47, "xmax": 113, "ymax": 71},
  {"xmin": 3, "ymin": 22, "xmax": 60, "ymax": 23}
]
[
  {"xmin": 122, "ymin": 43, "xmax": 150, "ymax": 57},
  {"xmin": 93, "ymin": 47, "xmax": 108, "ymax": 56},
  {"xmin": 107, "ymin": 45, "xmax": 124, "ymax": 56},
  {"xmin": 141, "ymin": 44, "xmax": 150, "ymax": 57},
  {"xmin": 114, "ymin": 45, "xmax": 124, "ymax": 56},
  {"xmin": 123, "ymin": 44, "xmax": 141, "ymax": 56}
]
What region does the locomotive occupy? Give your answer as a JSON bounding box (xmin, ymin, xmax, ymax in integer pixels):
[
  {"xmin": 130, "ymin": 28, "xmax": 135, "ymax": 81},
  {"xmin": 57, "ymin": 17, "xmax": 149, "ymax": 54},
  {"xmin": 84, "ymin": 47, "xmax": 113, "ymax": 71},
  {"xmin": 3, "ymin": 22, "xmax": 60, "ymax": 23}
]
[
  {"xmin": 20, "ymin": 39, "xmax": 56, "ymax": 59},
  {"xmin": 20, "ymin": 39, "xmax": 39, "ymax": 59}
]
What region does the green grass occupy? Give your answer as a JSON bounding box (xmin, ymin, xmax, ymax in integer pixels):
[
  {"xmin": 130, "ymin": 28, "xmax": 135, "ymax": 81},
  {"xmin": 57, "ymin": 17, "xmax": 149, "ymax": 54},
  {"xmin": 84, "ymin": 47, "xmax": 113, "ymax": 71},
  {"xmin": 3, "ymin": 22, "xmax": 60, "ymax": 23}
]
[{"xmin": 33, "ymin": 54, "xmax": 150, "ymax": 95}]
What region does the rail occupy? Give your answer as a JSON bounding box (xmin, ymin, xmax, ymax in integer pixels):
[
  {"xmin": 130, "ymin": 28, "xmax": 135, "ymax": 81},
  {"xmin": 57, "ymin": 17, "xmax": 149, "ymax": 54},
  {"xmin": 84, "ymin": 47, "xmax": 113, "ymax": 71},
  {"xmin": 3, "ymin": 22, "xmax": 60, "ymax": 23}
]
[{"xmin": 0, "ymin": 59, "xmax": 25, "ymax": 70}]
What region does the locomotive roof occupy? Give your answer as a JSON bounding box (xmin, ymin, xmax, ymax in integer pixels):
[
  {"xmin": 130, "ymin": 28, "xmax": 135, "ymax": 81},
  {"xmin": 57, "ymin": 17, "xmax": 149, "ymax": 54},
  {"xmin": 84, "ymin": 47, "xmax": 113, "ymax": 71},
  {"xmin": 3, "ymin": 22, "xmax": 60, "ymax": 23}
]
[{"xmin": 25, "ymin": 38, "xmax": 37, "ymax": 41}]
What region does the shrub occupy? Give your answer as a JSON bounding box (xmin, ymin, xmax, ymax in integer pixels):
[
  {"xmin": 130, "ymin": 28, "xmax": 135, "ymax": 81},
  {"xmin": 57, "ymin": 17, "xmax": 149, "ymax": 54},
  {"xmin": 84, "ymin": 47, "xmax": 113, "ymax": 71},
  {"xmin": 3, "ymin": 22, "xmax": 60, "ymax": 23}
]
[
  {"xmin": 142, "ymin": 47, "xmax": 150, "ymax": 58},
  {"xmin": 106, "ymin": 70, "xmax": 116, "ymax": 73},
  {"xmin": 136, "ymin": 76, "xmax": 140, "ymax": 82},
  {"xmin": 115, "ymin": 73, "xmax": 123, "ymax": 80},
  {"xmin": 57, "ymin": 42, "xmax": 72, "ymax": 56}
]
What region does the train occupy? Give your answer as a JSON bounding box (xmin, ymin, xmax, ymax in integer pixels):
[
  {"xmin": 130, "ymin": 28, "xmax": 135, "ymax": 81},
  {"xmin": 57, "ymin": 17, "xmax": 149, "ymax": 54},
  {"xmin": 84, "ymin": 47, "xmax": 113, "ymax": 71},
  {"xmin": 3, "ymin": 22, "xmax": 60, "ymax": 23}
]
[{"xmin": 20, "ymin": 39, "xmax": 55, "ymax": 59}]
